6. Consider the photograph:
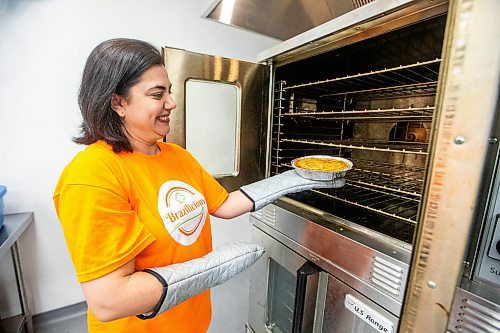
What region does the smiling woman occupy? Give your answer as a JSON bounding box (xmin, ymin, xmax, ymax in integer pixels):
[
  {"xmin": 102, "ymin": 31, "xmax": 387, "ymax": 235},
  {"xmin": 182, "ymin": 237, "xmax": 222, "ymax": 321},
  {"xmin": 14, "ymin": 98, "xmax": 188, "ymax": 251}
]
[
  {"xmin": 53, "ymin": 38, "xmax": 341, "ymax": 333},
  {"xmin": 74, "ymin": 39, "xmax": 168, "ymax": 154},
  {"xmin": 110, "ymin": 64, "xmax": 176, "ymax": 154}
]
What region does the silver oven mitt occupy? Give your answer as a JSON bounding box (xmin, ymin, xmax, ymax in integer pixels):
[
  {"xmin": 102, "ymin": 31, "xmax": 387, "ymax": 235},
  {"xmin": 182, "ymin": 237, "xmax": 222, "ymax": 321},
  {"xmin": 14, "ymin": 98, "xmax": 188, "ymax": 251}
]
[
  {"xmin": 137, "ymin": 242, "xmax": 264, "ymax": 319},
  {"xmin": 240, "ymin": 170, "xmax": 345, "ymax": 211}
]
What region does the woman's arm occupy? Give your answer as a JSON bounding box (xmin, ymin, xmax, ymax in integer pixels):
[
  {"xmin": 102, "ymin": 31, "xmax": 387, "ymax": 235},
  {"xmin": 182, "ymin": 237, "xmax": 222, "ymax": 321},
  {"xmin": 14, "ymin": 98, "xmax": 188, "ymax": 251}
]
[
  {"xmin": 211, "ymin": 190, "xmax": 253, "ymax": 219},
  {"xmin": 212, "ymin": 170, "xmax": 346, "ymax": 219},
  {"xmin": 81, "ymin": 259, "xmax": 163, "ymax": 322},
  {"xmin": 82, "ymin": 243, "xmax": 263, "ymax": 321}
]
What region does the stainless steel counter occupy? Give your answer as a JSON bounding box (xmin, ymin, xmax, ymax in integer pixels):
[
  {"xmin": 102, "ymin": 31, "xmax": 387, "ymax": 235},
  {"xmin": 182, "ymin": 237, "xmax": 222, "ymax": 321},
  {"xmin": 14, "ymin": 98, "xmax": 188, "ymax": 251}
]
[
  {"xmin": 0, "ymin": 213, "xmax": 33, "ymax": 258},
  {"xmin": 0, "ymin": 212, "xmax": 34, "ymax": 333}
]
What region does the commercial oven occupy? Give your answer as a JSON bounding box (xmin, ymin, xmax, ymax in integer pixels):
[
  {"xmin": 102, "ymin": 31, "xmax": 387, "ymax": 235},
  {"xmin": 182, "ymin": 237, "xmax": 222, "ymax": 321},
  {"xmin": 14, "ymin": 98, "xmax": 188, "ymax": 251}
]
[
  {"xmin": 445, "ymin": 105, "xmax": 500, "ymax": 332},
  {"xmin": 163, "ymin": 0, "xmax": 499, "ymax": 332}
]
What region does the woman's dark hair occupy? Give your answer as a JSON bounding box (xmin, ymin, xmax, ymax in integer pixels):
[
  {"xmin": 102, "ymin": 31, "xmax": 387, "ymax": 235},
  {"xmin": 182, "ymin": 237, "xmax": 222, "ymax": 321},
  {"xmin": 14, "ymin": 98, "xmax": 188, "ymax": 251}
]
[{"xmin": 74, "ymin": 38, "xmax": 164, "ymax": 152}]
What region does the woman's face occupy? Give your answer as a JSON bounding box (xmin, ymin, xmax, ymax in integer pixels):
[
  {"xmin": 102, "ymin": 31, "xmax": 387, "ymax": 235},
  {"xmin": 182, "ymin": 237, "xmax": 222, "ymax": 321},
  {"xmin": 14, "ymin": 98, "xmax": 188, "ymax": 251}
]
[{"xmin": 113, "ymin": 65, "xmax": 176, "ymax": 145}]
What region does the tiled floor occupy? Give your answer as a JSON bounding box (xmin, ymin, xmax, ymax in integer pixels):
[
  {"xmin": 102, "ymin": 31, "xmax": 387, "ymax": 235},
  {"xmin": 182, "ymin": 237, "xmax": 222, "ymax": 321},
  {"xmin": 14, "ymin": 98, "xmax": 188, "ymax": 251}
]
[{"xmin": 34, "ymin": 302, "xmax": 87, "ymax": 333}]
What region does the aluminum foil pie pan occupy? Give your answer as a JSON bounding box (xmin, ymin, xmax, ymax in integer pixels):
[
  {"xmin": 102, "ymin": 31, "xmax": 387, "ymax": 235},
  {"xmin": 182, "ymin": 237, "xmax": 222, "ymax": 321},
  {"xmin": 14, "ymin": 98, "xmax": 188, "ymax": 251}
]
[{"xmin": 291, "ymin": 155, "xmax": 353, "ymax": 181}]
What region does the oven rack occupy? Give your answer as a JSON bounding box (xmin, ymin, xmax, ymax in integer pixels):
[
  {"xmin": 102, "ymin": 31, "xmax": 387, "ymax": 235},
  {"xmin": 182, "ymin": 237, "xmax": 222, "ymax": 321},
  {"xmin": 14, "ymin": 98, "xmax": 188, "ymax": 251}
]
[
  {"xmin": 282, "ymin": 58, "xmax": 441, "ymax": 96},
  {"xmin": 277, "ymin": 82, "xmax": 438, "ymax": 103},
  {"xmin": 280, "ymin": 138, "xmax": 428, "ymax": 155},
  {"xmin": 281, "ymin": 106, "xmax": 435, "ymax": 122},
  {"xmin": 314, "ymin": 184, "xmax": 419, "ymax": 224},
  {"xmin": 320, "ymin": 81, "xmax": 438, "ymax": 100},
  {"xmin": 272, "ymin": 153, "xmax": 425, "ymax": 171},
  {"xmin": 273, "ymin": 159, "xmax": 424, "ymax": 197},
  {"xmin": 350, "ymin": 158, "xmax": 424, "ymax": 197},
  {"xmin": 348, "ymin": 166, "xmax": 423, "ymax": 197},
  {"xmin": 351, "ymin": 158, "xmax": 424, "ymax": 177}
]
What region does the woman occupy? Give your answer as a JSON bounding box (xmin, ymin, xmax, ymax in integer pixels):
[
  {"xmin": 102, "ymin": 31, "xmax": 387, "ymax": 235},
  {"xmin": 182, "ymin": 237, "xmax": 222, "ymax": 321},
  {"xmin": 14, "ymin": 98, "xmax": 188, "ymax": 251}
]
[{"xmin": 54, "ymin": 38, "xmax": 340, "ymax": 333}]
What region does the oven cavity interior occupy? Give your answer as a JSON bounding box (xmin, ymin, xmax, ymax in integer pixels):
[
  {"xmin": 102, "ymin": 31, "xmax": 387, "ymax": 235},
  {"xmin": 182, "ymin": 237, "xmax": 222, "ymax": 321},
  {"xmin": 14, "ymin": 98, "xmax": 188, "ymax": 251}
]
[{"xmin": 271, "ymin": 15, "xmax": 447, "ymax": 244}]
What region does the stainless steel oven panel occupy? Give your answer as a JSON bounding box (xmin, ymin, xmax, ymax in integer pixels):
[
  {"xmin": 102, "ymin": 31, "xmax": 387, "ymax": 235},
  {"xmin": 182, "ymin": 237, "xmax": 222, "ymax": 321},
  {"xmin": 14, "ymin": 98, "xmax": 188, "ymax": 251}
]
[
  {"xmin": 162, "ymin": 47, "xmax": 269, "ymax": 192},
  {"xmin": 448, "ymin": 288, "xmax": 500, "ymax": 333},
  {"xmin": 251, "ymin": 204, "xmax": 410, "ymax": 316},
  {"xmin": 473, "ymin": 150, "xmax": 500, "ymax": 296},
  {"xmin": 248, "ymin": 225, "xmax": 319, "ymax": 333},
  {"xmin": 316, "ymin": 273, "xmax": 398, "ymax": 333}
]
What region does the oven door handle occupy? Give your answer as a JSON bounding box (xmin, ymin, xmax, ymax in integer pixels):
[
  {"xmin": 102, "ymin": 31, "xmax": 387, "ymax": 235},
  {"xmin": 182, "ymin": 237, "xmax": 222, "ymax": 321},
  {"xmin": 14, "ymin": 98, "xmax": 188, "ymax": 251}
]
[{"xmin": 292, "ymin": 261, "xmax": 322, "ymax": 333}]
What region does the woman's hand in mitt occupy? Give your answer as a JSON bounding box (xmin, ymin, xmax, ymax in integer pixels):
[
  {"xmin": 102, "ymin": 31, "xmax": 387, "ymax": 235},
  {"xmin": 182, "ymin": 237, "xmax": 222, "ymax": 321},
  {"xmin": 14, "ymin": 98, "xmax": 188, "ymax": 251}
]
[
  {"xmin": 138, "ymin": 242, "xmax": 264, "ymax": 319},
  {"xmin": 239, "ymin": 170, "xmax": 345, "ymax": 211}
]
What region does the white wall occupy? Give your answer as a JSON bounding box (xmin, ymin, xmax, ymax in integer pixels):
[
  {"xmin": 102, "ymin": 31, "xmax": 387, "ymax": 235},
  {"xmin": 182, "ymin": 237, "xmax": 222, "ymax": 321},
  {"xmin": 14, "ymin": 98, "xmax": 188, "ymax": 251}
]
[{"xmin": 0, "ymin": 0, "xmax": 278, "ymax": 330}]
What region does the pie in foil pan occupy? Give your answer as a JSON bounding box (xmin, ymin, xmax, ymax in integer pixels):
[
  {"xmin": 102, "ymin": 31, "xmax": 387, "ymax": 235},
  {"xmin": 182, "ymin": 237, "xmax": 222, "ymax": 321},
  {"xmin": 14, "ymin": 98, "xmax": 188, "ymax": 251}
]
[{"xmin": 291, "ymin": 155, "xmax": 353, "ymax": 181}]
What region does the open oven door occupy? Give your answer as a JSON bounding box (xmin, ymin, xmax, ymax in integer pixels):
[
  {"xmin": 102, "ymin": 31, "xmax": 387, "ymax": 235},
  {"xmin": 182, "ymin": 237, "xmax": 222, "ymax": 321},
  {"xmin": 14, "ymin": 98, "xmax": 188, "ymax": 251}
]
[{"xmin": 162, "ymin": 47, "xmax": 270, "ymax": 191}]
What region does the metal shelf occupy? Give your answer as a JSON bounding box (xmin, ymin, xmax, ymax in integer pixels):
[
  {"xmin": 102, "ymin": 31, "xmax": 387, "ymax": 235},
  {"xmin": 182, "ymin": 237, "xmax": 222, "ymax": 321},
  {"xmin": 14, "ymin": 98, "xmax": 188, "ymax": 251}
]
[
  {"xmin": 0, "ymin": 213, "xmax": 34, "ymax": 333},
  {"xmin": 0, "ymin": 213, "xmax": 33, "ymax": 258},
  {"xmin": 282, "ymin": 106, "xmax": 435, "ymax": 121},
  {"xmin": 280, "ymin": 138, "xmax": 428, "ymax": 155},
  {"xmin": 348, "ymin": 158, "xmax": 424, "ymax": 197},
  {"xmin": 284, "ymin": 59, "xmax": 441, "ymax": 96},
  {"xmin": 319, "ymin": 81, "xmax": 438, "ymax": 100},
  {"xmin": 271, "ymin": 59, "xmax": 439, "ymax": 232},
  {"xmin": 315, "ymin": 184, "xmax": 419, "ymax": 224},
  {"xmin": 271, "ymin": 163, "xmax": 420, "ymax": 224},
  {"xmin": 273, "ymin": 158, "xmax": 424, "ymax": 197},
  {"xmin": 0, "ymin": 314, "xmax": 25, "ymax": 333}
]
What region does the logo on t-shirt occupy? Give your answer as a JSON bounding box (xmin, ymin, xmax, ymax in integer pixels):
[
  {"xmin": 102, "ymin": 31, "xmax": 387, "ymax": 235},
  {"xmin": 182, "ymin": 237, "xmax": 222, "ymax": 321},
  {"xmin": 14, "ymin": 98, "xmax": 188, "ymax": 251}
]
[{"xmin": 158, "ymin": 180, "xmax": 208, "ymax": 245}]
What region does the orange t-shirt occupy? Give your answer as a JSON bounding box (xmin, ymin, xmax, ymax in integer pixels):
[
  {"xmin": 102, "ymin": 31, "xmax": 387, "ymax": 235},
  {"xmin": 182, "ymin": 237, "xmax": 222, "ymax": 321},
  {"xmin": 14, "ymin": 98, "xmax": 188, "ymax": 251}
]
[{"xmin": 53, "ymin": 140, "xmax": 229, "ymax": 333}]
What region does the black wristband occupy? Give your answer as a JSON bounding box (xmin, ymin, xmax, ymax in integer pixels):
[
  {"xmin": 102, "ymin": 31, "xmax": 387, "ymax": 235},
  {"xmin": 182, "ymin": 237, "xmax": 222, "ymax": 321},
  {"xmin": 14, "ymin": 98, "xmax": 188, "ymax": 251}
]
[
  {"xmin": 239, "ymin": 189, "xmax": 256, "ymax": 212},
  {"xmin": 137, "ymin": 269, "xmax": 169, "ymax": 320}
]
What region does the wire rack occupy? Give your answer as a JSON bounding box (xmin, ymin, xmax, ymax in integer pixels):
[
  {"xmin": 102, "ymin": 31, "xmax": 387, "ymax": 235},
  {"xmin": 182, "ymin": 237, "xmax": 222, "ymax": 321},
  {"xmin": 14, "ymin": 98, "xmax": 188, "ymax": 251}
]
[
  {"xmin": 278, "ymin": 158, "xmax": 424, "ymax": 223},
  {"xmin": 282, "ymin": 106, "xmax": 435, "ymax": 122},
  {"xmin": 284, "ymin": 59, "xmax": 441, "ymax": 98},
  {"xmin": 320, "ymin": 81, "xmax": 438, "ymax": 100},
  {"xmin": 271, "ymin": 59, "xmax": 441, "ymax": 227},
  {"xmin": 347, "ymin": 158, "xmax": 424, "ymax": 197},
  {"xmin": 315, "ymin": 184, "xmax": 420, "ymax": 224},
  {"xmin": 280, "ymin": 138, "xmax": 429, "ymax": 155}
]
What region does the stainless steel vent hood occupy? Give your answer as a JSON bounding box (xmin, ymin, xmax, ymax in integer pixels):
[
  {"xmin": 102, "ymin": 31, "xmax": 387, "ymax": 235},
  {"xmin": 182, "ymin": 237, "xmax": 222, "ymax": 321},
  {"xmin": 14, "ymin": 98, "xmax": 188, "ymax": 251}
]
[{"xmin": 204, "ymin": 0, "xmax": 375, "ymax": 40}]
